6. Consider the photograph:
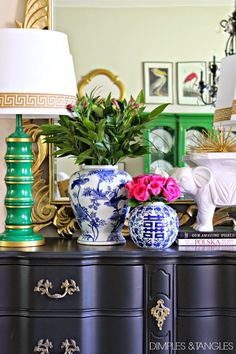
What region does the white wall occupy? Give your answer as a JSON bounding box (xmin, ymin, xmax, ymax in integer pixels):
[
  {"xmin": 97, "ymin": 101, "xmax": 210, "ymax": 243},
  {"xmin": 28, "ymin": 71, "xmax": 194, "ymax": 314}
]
[
  {"xmin": 0, "ymin": 0, "xmax": 24, "ymax": 232},
  {"xmin": 54, "ymin": 6, "xmax": 231, "ymax": 113}
]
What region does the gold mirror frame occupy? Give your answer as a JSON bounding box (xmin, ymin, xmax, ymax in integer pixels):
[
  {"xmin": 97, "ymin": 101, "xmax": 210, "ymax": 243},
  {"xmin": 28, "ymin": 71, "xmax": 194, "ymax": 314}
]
[
  {"xmin": 20, "ymin": 0, "xmax": 236, "ymax": 236},
  {"xmin": 77, "ymin": 68, "xmax": 126, "ymax": 100}
]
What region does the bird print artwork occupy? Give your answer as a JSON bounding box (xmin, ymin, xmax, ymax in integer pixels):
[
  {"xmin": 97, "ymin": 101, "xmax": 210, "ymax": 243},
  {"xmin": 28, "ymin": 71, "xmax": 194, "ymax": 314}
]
[
  {"xmin": 183, "ymin": 72, "xmax": 199, "ymax": 97},
  {"xmin": 149, "ymin": 68, "xmax": 169, "ymax": 96}
]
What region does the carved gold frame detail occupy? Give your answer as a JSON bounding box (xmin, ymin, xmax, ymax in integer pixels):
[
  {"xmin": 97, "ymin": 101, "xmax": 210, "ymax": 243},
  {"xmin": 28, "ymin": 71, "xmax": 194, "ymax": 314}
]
[{"xmin": 77, "ymin": 68, "xmax": 126, "ymax": 100}]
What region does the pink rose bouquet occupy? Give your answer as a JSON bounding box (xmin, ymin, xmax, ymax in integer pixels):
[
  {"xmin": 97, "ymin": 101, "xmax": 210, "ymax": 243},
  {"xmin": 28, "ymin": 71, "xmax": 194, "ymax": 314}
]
[{"xmin": 125, "ymin": 174, "xmax": 181, "ymax": 207}]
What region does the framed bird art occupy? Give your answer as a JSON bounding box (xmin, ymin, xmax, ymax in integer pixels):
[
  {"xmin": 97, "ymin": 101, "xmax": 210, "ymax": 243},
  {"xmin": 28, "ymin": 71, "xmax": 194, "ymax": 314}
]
[
  {"xmin": 177, "ymin": 61, "xmax": 207, "ymax": 105},
  {"xmin": 143, "ymin": 62, "xmax": 173, "ymax": 104}
]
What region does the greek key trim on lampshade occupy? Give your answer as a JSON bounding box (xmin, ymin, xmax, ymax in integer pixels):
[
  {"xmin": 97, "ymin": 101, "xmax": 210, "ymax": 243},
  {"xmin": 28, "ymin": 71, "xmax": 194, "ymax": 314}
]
[{"xmin": 0, "ymin": 93, "xmax": 76, "ymax": 109}]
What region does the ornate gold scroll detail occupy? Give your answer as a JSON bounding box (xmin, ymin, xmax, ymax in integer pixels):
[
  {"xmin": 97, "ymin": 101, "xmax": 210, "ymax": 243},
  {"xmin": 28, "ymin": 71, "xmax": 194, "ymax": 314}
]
[
  {"xmin": 34, "ymin": 339, "xmax": 53, "ymax": 354},
  {"xmin": 61, "ymin": 339, "xmax": 80, "ymax": 354},
  {"xmin": 34, "ymin": 279, "xmax": 80, "ymax": 299},
  {"xmin": 0, "ymin": 93, "xmax": 76, "ymax": 109},
  {"xmin": 23, "ymin": 120, "xmax": 78, "ymax": 236},
  {"xmin": 53, "ymin": 206, "xmax": 78, "ymax": 236},
  {"xmin": 78, "ymin": 68, "xmax": 126, "ymax": 100},
  {"xmin": 151, "ymin": 299, "xmax": 170, "ymax": 331},
  {"xmin": 214, "ymin": 107, "xmax": 232, "ymax": 122},
  {"xmin": 16, "ymin": 0, "xmax": 51, "ymax": 29}
]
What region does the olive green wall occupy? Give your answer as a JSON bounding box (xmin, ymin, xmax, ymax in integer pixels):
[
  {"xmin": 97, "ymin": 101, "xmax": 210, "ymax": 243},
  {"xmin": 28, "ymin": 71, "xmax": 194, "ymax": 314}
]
[
  {"xmin": 54, "ymin": 5, "xmax": 231, "ymax": 113},
  {"xmin": 53, "ymin": 5, "xmax": 231, "ymax": 176}
]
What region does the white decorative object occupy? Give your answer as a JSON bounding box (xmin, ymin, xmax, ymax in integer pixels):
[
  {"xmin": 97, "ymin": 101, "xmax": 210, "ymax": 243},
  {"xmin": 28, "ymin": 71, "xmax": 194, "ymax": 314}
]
[{"xmin": 172, "ymin": 152, "xmax": 236, "ymax": 232}]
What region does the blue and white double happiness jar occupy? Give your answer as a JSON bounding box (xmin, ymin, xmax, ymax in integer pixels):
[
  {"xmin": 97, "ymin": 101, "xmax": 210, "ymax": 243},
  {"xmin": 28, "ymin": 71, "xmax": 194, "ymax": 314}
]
[
  {"xmin": 68, "ymin": 165, "xmax": 132, "ymax": 245},
  {"xmin": 128, "ymin": 202, "xmax": 179, "ymax": 249}
]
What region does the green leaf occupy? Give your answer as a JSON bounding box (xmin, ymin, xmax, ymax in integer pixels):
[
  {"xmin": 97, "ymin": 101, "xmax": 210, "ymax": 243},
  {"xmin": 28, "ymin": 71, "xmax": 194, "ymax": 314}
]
[
  {"xmin": 128, "ymin": 198, "xmax": 140, "ymax": 207},
  {"xmin": 95, "ymin": 142, "xmax": 107, "ymax": 151},
  {"xmin": 148, "ymin": 103, "xmax": 169, "ymax": 119},
  {"xmin": 135, "ymin": 90, "xmax": 145, "ymax": 104},
  {"xmin": 83, "ymin": 118, "xmax": 96, "ymax": 131},
  {"xmin": 76, "ymin": 136, "xmax": 92, "ymax": 145}
]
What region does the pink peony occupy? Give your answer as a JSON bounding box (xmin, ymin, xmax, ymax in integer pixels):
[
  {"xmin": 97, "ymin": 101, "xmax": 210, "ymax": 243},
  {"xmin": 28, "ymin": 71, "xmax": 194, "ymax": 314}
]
[
  {"xmin": 148, "ymin": 181, "xmax": 162, "ymax": 196},
  {"xmin": 133, "ymin": 184, "xmax": 150, "ymax": 202},
  {"xmin": 133, "ymin": 175, "xmax": 150, "ymax": 185},
  {"xmin": 125, "ymin": 181, "xmax": 135, "ymax": 198},
  {"xmin": 162, "ymin": 177, "xmax": 181, "ymax": 202},
  {"xmin": 149, "ymin": 175, "xmax": 166, "ymax": 187}
]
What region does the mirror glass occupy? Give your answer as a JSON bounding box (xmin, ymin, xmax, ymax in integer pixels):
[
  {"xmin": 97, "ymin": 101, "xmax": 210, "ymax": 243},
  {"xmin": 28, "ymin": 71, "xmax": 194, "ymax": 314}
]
[{"xmin": 52, "ymin": 0, "xmax": 231, "ymax": 201}]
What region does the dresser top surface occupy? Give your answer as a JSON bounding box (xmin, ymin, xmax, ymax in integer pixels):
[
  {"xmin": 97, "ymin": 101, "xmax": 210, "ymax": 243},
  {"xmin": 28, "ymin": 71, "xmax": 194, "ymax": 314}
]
[{"xmin": 0, "ymin": 237, "xmax": 236, "ymax": 263}]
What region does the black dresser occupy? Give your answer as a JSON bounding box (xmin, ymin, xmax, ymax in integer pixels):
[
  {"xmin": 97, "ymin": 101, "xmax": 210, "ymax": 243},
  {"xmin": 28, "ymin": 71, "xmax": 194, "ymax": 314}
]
[{"xmin": 0, "ymin": 237, "xmax": 236, "ymax": 354}]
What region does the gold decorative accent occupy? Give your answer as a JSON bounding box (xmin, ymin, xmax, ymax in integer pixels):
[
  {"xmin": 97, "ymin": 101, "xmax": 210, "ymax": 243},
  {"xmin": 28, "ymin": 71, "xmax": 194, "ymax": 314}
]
[
  {"xmin": 6, "ymin": 225, "xmax": 33, "ymax": 229},
  {"xmin": 6, "ymin": 181, "xmax": 33, "ymax": 185},
  {"xmin": 178, "ymin": 205, "xmax": 198, "ymax": 226},
  {"xmin": 16, "ymin": 0, "xmax": 51, "ymax": 30},
  {"xmin": 33, "ymin": 339, "xmax": 53, "ymax": 354},
  {"xmin": 61, "ymin": 339, "xmax": 80, "ymax": 354},
  {"xmin": 6, "ymin": 137, "xmax": 33, "ymax": 142},
  {"xmin": 214, "ymin": 107, "xmax": 232, "ymax": 122},
  {"xmin": 7, "ymin": 205, "xmax": 32, "ymax": 208},
  {"xmin": 0, "ymin": 239, "xmax": 45, "ymax": 247},
  {"xmin": 0, "ymin": 93, "xmax": 76, "ymax": 109},
  {"xmin": 187, "ymin": 128, "xmax": 236, "ymax": 153},
  {"xmin": 151, "ymin": 299, "xmax": 170, "ymax": 331},
  {"xmin": 53, "ymin": 206, "xmax": 78, "ymax": 237},
  {"xmin": 5, "ymin": 160, "xmax": 33, "ymax": 163},
  {"xmin": 5, "ymin": 198, "xmax": 33, "ymax": 201},
  {"xmin": 78, "ymin": 68, "xmax": 126, "ymax": 100},
  {"xmin": 34, "ymin": 279, "xmax": 80, "ymax": 299}
]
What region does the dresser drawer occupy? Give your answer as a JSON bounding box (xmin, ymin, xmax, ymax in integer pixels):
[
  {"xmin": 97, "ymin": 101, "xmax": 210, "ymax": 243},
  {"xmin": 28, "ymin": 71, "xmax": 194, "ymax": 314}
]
[
  {"xmin": 177, "ymin": 265, "xmax": 236, "ymax": 309},
  {"xmin": 177, "ymin": 316, "xmax": 236, "ymax": 353},
  {"xmin": 0, "ymin": 316, "xmax": 143, "ymax": 354},
  {"xmin": 26, "ymin": 265, "xmax": 143, "ymax": 310}
]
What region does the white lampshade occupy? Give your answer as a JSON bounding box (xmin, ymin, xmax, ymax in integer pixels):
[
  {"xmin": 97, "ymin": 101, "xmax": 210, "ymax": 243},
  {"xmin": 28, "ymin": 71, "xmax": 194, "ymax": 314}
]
[
  {"xmin": 0, "ymin": 28, "xmax": 77, "ymax": 118},
  {"xmin": 214, "ymin": 54, "xmax": 236, "ymax": 128}
]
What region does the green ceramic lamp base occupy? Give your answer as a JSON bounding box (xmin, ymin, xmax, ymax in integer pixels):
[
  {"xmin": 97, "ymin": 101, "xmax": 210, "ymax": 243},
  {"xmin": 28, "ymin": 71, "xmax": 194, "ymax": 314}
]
[{"xmin": 0, "ymin": 114, "xmax": 45, "ymax": 247}]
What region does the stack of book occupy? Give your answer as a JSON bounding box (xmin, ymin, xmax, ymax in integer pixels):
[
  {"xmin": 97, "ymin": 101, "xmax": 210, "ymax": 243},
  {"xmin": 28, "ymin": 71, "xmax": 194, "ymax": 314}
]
[{"xmin": 177, "ymin": 228, "xmax": 236, "ymax": 246}]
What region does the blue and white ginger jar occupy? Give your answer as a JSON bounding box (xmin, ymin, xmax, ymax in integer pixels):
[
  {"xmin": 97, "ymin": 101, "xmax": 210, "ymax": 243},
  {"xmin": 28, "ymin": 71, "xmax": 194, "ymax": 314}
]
[
  {"xmin": 129, "ymin": 202, "xmax": 179, "ymax": 249},
  {"xmin": 68, "ymin": 165, "xmax": 132, "ymax": 245}
]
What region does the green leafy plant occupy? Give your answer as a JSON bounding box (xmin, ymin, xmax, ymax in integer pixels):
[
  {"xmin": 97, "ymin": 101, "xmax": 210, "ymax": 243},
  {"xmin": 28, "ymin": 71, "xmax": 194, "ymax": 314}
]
[{"xmin": 40, "ymin": 90, "xmax": 168, "ymax": 165}]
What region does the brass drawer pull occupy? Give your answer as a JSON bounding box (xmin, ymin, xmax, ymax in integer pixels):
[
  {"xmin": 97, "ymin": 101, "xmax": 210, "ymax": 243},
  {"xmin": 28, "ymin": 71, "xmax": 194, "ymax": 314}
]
[
  {"xmin": 34, "ymin": 339, "xmax": 53, "ymax": 353},
  {"xmin": 34, "ymin": 279, "xmax": 80, "ymax": 299},
  {"xmin": 151, "ymin": 299, "xmax": 170, "ymax": 331},
  {"xmin": 61, "ymin": 339, "xmax": 80, "ymax": 353}
]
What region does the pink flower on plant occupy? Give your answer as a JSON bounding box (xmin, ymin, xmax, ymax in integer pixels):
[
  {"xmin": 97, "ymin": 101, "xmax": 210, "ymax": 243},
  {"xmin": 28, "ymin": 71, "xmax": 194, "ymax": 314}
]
[
  {"xmin": 66, "ymin": 103, "xmax": 74, "ymax": 112},
  {"xmin": 111, "ymin": 99, "xmax": 120, "ymax": 110},
  {"xmin": 128, "ymin": 97, "xmax": 141, "ymax": 110},
  {"xmin": 133, "ymin": 184, "xmax": 150, "ymax": 202},
  {"xmin": 162, "ymin": 177, "xmax": 181, "ymax": 202}
]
